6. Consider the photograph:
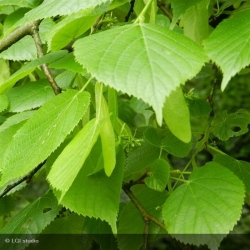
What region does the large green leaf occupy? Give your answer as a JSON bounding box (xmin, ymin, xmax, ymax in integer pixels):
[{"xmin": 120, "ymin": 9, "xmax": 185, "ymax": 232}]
[
  {"xmin": 47, "ymin": 118, "xmax": 102, "ymax": 198},
  {"xmin": 117, "ymin": 186, "xmax": 168, "ymax": 250},
  {"xmin": 162, "ymin": 162, "xmax": 245, "ymax": 249},
  {"xmin": 0, "ymin": 192, "xmax": 61, "ymax": 250},
  {"xmin": 163, "ymin": 86, "xmax": 191, "ymax": 142},
  {"xmin": 214, "ymin": 154, "xmax": 250, "ymax": 196},
  {"xmin": 6, "ymin": 80, "xmax": 54, "ymax": 112},
  {"xmin": 144, "ymin": 127, "xmax": 192, "ymax": 158},
  {"xmin": 203, "ymin": 7, "xmax": 250, "ymax": 90},
  {"xmin": 145, "ymin": 159, "xmax": 170, "ymax": 192},
  {"xmin": 169, "ymin": 0, "xmax": 205, "ymax": 28},
  {"xmin": 0, "ymin": 50, "xmax": 67, "ymax": 94},
  {"xmin": 15, "ymin": 0, "xmax": 110, "ymax": 28},
  {"xmin": 0, "ymin": 90, "xmax": 90, "ymax": 187},
  {"xmin": 74, "ymin": 23, "xmax": 207, "ymax": 124},
  {"xmin": 0, "ymin": 36, "xmax": 37, "ymax": 61},
  {"xmin": 55, "ymin": 146, "xmax": 125, "ymax": 234},
  {"xmin": 212, "ymin": 109, "xmax": 250, "ymax": 141}
]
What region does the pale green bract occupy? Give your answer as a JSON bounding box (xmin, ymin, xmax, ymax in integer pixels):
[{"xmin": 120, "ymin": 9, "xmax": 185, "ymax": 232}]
[
  {"xmin": 47, "ymin": 118, "xmax": 103, "ymax": 199},
  {"xmin": 74, "ymin": 24, "xmax": 207, "ymax": 125},
  {"xmin": 0, "ymin": 90, "xmax": 90, "ymax": 187},
  {"xmin": 95, "ymin": 83, "xmax": 116, "ymax": 176},
  {"xmin": 162, "ymin": 162, "xmax": 245, "ymax": 249},
  {"xmin": 204, "ymin": 8, "xmax": 250, "ymax": 90}
]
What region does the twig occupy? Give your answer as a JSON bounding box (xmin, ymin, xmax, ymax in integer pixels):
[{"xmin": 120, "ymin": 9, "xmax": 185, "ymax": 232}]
[
  {"xmin": 0, "ymin": 21, "xmax": 41, "ymax": 53},
  {"xmin": 30, "ymin": 21, "xmax": 61, "ymax": 95},
  {"xmin": 157, "ymin": 1, "xmax": 173, "ymax": 20},
  {"xmin": 0, "ymin": 162, "xmax": 45, "ymax": 199},
  {"xmin": 206, "ymin": 64, "xmax": 218, "ymax": 118},
  {"xmin": 143, "ymin": 217, "xmax": 150, "ymax": 250},
  {"xmin": 122, "ymin": 182, "xmax": 166, "ymax": 231},
  {"xmin": 125, "ymin": 0, "xmax": 135, "ymax": 22}
]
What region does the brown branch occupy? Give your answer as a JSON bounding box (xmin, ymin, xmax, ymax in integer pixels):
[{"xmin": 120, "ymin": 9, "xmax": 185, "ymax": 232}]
[
  {"xmin": 0, "ymin": 22, "xmax": 39, "ymax": 53},
  {"xmin": 125, "ymin": 0, "xmax": 135, "ymax": 22},
  {"xmin": 122, "ymin": 182, "xmax": 167, "ymax": 231},
  {"xmin": 30, "ymin": 21, "xmax": 61, "ymax": 95},
  {"xmin": 0, "ymin": 162, "xmax": 45, "ymax": 199},
  {"xmin": 143, "ymin": 217, "xmax": 150, "ymax": 250},
  {"xmin": 157, "ymin": 1, "xmax": 173, "ymax": 20}
]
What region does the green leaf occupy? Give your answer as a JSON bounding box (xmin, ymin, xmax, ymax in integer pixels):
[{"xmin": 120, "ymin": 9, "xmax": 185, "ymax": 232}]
[
  {"xmin": 169, "ymin": 0, "xmax": 205, "ymax": 28},
  {"xmin": 95, "ymin": 83, "xmax": 116, "ymax": 176},
  {"xmin": 39, "ymin": 18, "xmax": 55, "ymax": 44},
  {"xmin": 0, "ymin": 111, "xmax": 35, "ymax": 132},
  {"xmin": 0, "ymin": 36, "xmax": 37, "ymax": 61},
  {"xmin": 163, "ymin": 87, "xmax": 191, "ymax": 143},
  {"xmin": 47, "ymin": 118, "xmax": 102, "ymax": 198},
  {"xmin": 0, "ymin": 90, "xmax": 90, "ymax": 187},
  {"xmin": 117, "ymin": 186, "xmax": 168, "ymax": 250},
  {"xmin": 0, "ymin": 196, "xmax": 15, "ymax": 215},
  {"xmin": 162, "ymin": 162, "xmax": 245, "ymax": 249},
  {"xmin": 54, "ymin": 70, "xmax": 77, "ymax": 90},
  {"xmin": 203, "ymin": 8, "xmax": 250, "ymax": 90},
  {"xmin": 40, "ymin": 214, "xmax": 85, "ymax": 250},
  {"xmin": 114, "ymin": 117, "xmax": 132, "ymax": 138},
  {"xmin": 0, "ymin": 50, "xmax": 67, "ymax": 94},
  {"xmin": 130, "ymin": 97, "xmax": 153, "ymax": 125},
  {"xmin": 182, "ymin": 0, "xmax": 209, "ymax": 45},
  {"xmin": 3, "ymin": 8, "xmax": 30, "ymax": 35},
  {"xmin": 144, "ymin": 127, "xmax": 192, "ymax": 158},
  {"xmin": 212, "ymin": 109, "xmax": 250, "ymax": 141},
  {"xmin": 214, "ymin": 154, "xmax": 250, "ymax": 196},
  {"xmin": 83, "ymin": 218, "xmax": 118, "ymax": 250},
  {"xmin": 0, "ymin": 0, "xmax": 41, "ymax": 8},
  {"xmin": 74, "ymin": 23, "xmax": 207, "ymax": 125},
  {"xmin": 186, "ymin": 97, "xmax": 211, "ymax": 117},
  {"xmin": 46, "ymin": 11, "xmax": 99, "ymax": 52},
  {"xmin": 145, "ymin": 159, "xmax": 170, "ymax": 192},
  {"xmin": 124, "ymin": 142, "xmax": 160, "ymax": 177},
  {"xmin": 0, "ymin": 122, "xmax": 26, "ymax": 172},
  {"xmin": 0, "ymin": 192, "xmax": 61, "ymax": 250},
  {"xmin": 0, "ymin": 94, "xmax": 8, "ymax": 112},
  {"xmin": 55, "ymin": 146, "xmax": 125, "ymax": 234},
  {"xmin": 0, "ymin": 58, "xmax": 10, "ymax": 84},
  {"xmin": 48, "ymin": 52, "xmax": 85, "ymax": 74},
  {"xmin": 16, "ymin": 0, "xmax": 110, "ymax": 28},
  {"xmin": 6, "ymin": 80, "xmax": 54, "ymax": 112}
]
